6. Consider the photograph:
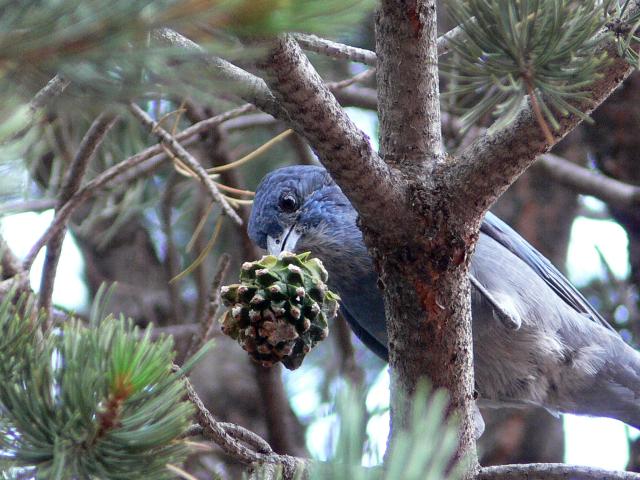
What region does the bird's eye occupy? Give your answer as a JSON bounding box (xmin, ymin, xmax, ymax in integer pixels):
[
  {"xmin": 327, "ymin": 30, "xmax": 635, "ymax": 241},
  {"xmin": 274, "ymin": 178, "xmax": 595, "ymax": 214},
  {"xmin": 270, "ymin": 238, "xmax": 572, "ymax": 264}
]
[{"xmin": 278, "ymin": 193, "xmax": 298, "ymax": 213}]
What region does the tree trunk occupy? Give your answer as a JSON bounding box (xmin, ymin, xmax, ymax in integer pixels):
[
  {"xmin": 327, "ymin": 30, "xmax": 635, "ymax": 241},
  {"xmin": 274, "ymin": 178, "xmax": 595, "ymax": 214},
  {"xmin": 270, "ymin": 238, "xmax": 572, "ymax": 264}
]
[{"xmin": 375, "ymin": 1, "xmax": 478, "ymax": 472}]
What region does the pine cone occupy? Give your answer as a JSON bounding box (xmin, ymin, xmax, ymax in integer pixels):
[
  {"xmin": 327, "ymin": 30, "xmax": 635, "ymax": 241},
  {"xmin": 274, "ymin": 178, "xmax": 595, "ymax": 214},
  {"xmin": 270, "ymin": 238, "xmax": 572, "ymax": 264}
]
[{"xmin": 220, "ymin": 252, "xmax": 339, "ymax": 370}]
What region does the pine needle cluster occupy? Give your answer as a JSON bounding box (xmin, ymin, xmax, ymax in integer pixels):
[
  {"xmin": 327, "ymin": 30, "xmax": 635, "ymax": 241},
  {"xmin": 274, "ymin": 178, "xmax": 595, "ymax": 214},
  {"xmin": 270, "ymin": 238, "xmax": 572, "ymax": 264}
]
[
  {"xmin": 444, "ymin": 0, "xmax": 610, "ymax": 140},
  {"xmin": 607, "ymin": 0, "xmax": 640, "ymax": 66},
  {"xmin": 0, "ymin": 293, "xmax": 209, "ymax": 479}
]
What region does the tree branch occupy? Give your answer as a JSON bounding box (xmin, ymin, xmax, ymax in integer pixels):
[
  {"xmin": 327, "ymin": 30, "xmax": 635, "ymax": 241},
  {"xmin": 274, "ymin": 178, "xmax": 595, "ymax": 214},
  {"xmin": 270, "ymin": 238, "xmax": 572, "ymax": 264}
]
[
  {"xmin": 152, "ymin": 28, "xmax": 284, "ymax": 119},
  {"xmin": 37, "ymin": 112, "xmax": 117, "ymax": 322},
  {"xmin": 185, "ymin": 102, "xmax": 309, "ymax": 457},
  {"xmin": 217, "ymin": 422, "xmax": 274, "ymax": 455},
  {"xmin": 129, "ymin": 103, "xmax": 242, "ymax": 224},
  {"xmin": 478, "ymin": 463, "xmax": 640, "ymax": 480},
  {"xmin": 539, "ymin": 153, "xmax": 640, "ymax": 209},
  {"xmin": 376, "ymin": 1, "xmax": 442, "ymax": 165},
  {"xmin": 257, "ymin": 34, "xmax": 402, "ymax": 232},
  {"xmin": 293, "ymin": 33, "xmax": 377, "ymax": 66},
  {"xmin": 0, "ymin": 199, "xmax": 57, "ymax": 215},
  {"xmin": 325, "ymin": 67, "xmax": 376, "ymax": 91},
  {"xmin": 29, "ymin": 74, "xmax": 70, "ymax": 113},
  {"xmin": 20, "ymin": 104, "xmax": 252, "ymax": 271},
  {"xmin": 8, "ymin": 74, "xmax": 70, "ymax": 142},
  {"xmin": 292, "ymin": 24, "xmax": 460, "ymax": 65},
  {"xmin": 0, "ymin": 234, "xmax": 23, "ymax": 279},
  {"xmin": 333, "ymin": 85, "xmax": 377, "ymax": 110},
  {"xmin": 154, "ymin": 30, "xmax": 398, "ymax": 231},
  {"xmin": 176, "ymin": 366, "xmax": 307, "ymax": 479}
]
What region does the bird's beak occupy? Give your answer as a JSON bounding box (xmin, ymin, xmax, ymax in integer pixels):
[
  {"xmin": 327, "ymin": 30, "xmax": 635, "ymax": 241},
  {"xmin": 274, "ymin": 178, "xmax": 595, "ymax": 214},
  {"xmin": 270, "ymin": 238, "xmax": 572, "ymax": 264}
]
[{"xmin": 267, "ymin": 225, "xmax": 301, "ymax": 255}]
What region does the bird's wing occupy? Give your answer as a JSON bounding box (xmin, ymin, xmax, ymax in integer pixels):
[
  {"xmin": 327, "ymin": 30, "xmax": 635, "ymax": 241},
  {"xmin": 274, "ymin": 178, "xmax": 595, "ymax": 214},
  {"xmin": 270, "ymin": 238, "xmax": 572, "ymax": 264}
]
[
  {"xmin": 469, "ymin": 273, "xmax": 521, "ymax": 330},
  {"xmin": 480, "ymin": 212, "xmax": 616, "ymax": 333},
  {"xmin": 339, "ymin": 306, "xmax": 389, "ymax": 361}
]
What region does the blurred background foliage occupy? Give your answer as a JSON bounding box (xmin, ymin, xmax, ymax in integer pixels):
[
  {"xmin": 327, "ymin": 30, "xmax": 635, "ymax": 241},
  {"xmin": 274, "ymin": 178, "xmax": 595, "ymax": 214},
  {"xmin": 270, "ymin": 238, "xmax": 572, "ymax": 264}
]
[{"xmin": 0, "ymin": 0, "xmax": 639, "ymax": 478}]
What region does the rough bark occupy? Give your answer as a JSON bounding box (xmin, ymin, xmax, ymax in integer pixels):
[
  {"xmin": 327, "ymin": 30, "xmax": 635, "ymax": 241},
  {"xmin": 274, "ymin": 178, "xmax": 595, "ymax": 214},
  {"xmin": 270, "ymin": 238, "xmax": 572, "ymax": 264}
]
[
  {"xmin": 478, "ymin": 463, "xmax": 640, "ymax": 480},
  {"xmin": 38, "ymin": 112, "xmax": 117, "ymax": 322},
  {"xmin": 374, "ymin": 0, "xmax": 477, "ymax": 471},
  {"xmin": 251, "ymin": 5, "xmax": 640, "ymax": 477}
]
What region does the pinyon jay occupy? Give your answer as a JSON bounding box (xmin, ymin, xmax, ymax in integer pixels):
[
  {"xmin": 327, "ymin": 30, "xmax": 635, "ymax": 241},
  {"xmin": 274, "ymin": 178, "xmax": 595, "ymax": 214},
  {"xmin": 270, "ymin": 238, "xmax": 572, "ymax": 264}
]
[{"xmin": 248, "ymin": 165, "xmax": 640, "ymax": 430}]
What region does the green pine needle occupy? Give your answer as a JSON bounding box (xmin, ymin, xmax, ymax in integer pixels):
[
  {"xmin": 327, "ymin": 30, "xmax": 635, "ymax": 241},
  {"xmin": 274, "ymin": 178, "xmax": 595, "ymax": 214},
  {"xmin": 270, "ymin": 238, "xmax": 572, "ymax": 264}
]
[
  {"xmin": 0, "ymin": 293, "xmax": 211, "ymax": 479},
  {"xmin": 443, "ymin": 0, "xmax": 610, "ymax": 137},
  {"xmin": 606, "ymin": 0, "xmax": 640, "ymax": 66}
]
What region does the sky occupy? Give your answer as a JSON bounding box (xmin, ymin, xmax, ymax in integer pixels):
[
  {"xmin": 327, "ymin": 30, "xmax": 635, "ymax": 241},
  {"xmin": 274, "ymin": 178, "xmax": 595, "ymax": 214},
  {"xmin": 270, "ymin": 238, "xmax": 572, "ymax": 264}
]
[{"xmin": 2, "ymin": 210, "xmax": 88, "ymax": 311}]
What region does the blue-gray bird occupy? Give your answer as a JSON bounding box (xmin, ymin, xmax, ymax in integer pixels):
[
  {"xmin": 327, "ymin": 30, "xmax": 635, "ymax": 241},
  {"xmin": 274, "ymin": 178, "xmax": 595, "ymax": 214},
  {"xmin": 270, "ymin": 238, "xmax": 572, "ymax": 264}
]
[{"xmin": 248, "ymin": 165, "xmax": 640, "ymax": 430}]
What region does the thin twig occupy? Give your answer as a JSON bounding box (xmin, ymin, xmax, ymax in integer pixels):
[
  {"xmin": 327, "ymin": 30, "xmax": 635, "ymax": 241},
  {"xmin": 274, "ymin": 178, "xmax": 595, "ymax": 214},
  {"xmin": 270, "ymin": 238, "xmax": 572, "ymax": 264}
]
[
  {"xmin": 333, "ymin": 85, "xmax": 378, "ymax": 110},
  {"xmin": 36, "ymin": 112, "xmax": 118, "ymax": 323},
  {"xmin": 185, "ymin": 253, "xmax": 230, "ymax": 360},
  {"xmin": 185, "ymin": 103, "xmax": 310, "ymax": 458},
  {"xmin": 8, "ymin": 74, "xmax": 71, "ymax": 142},
  {"xmin": 0, "ymin": 234, "xmax": 23, "ymax": 279},
  {"xmin": 174, "ymin": 364, "xmax": 307, "ymax": 479},
  {"xmin": 0, "ymin": 199, "xmax": 57, "ymax": 215},
  {"xmin": 477, "ymin": 463, "xmax": 640, "ymax": 480},
  {"xmin": 218, "ymin": 422, "xmax": 274, "ymax": 455},
  {"xmin": 176, "ymin": 364, "xmax": 263, "ymax": 464},
  {"xmin": 153, "ymin": 28, "xmax": 284, "ymax": 118},
  {"xmin": 161, "ymin": 173, "xmax": 184, "ymax": 323},
  {"xmin": 293, "ymin": 33, "xmax": 377, "ymax": 66},
  {"xmin": 129, "ymin": 103, "xmax": 242, "ymax": 225},
  {"xmin": 325, "ymin": 68, "xmax": 376, "ymax": 91},
  {"xmin": 106, "ymin": 105, "xmax": 256, "ymax": 188},
  {"xmin": 222, "ymin": 113, "xmax": 278, "ymax": 131},
  {"xmin": 30, "ymin": 75, "xmax": 70, "ymax": 113},
  {"xmin": 292, "ymin": 24, "xmax": 460, "ymax": 64},
  {"xmin": 539, "ymin": 153, "xmax": 640, "ymax": 209}
]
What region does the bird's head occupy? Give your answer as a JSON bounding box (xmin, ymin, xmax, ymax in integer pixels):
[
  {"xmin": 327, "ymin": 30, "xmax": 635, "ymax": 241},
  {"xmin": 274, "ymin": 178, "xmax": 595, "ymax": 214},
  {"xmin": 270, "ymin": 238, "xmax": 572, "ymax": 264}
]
[{"xmin": 248, "ymin": 165, "xmax": 359, "ymax": 260}]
